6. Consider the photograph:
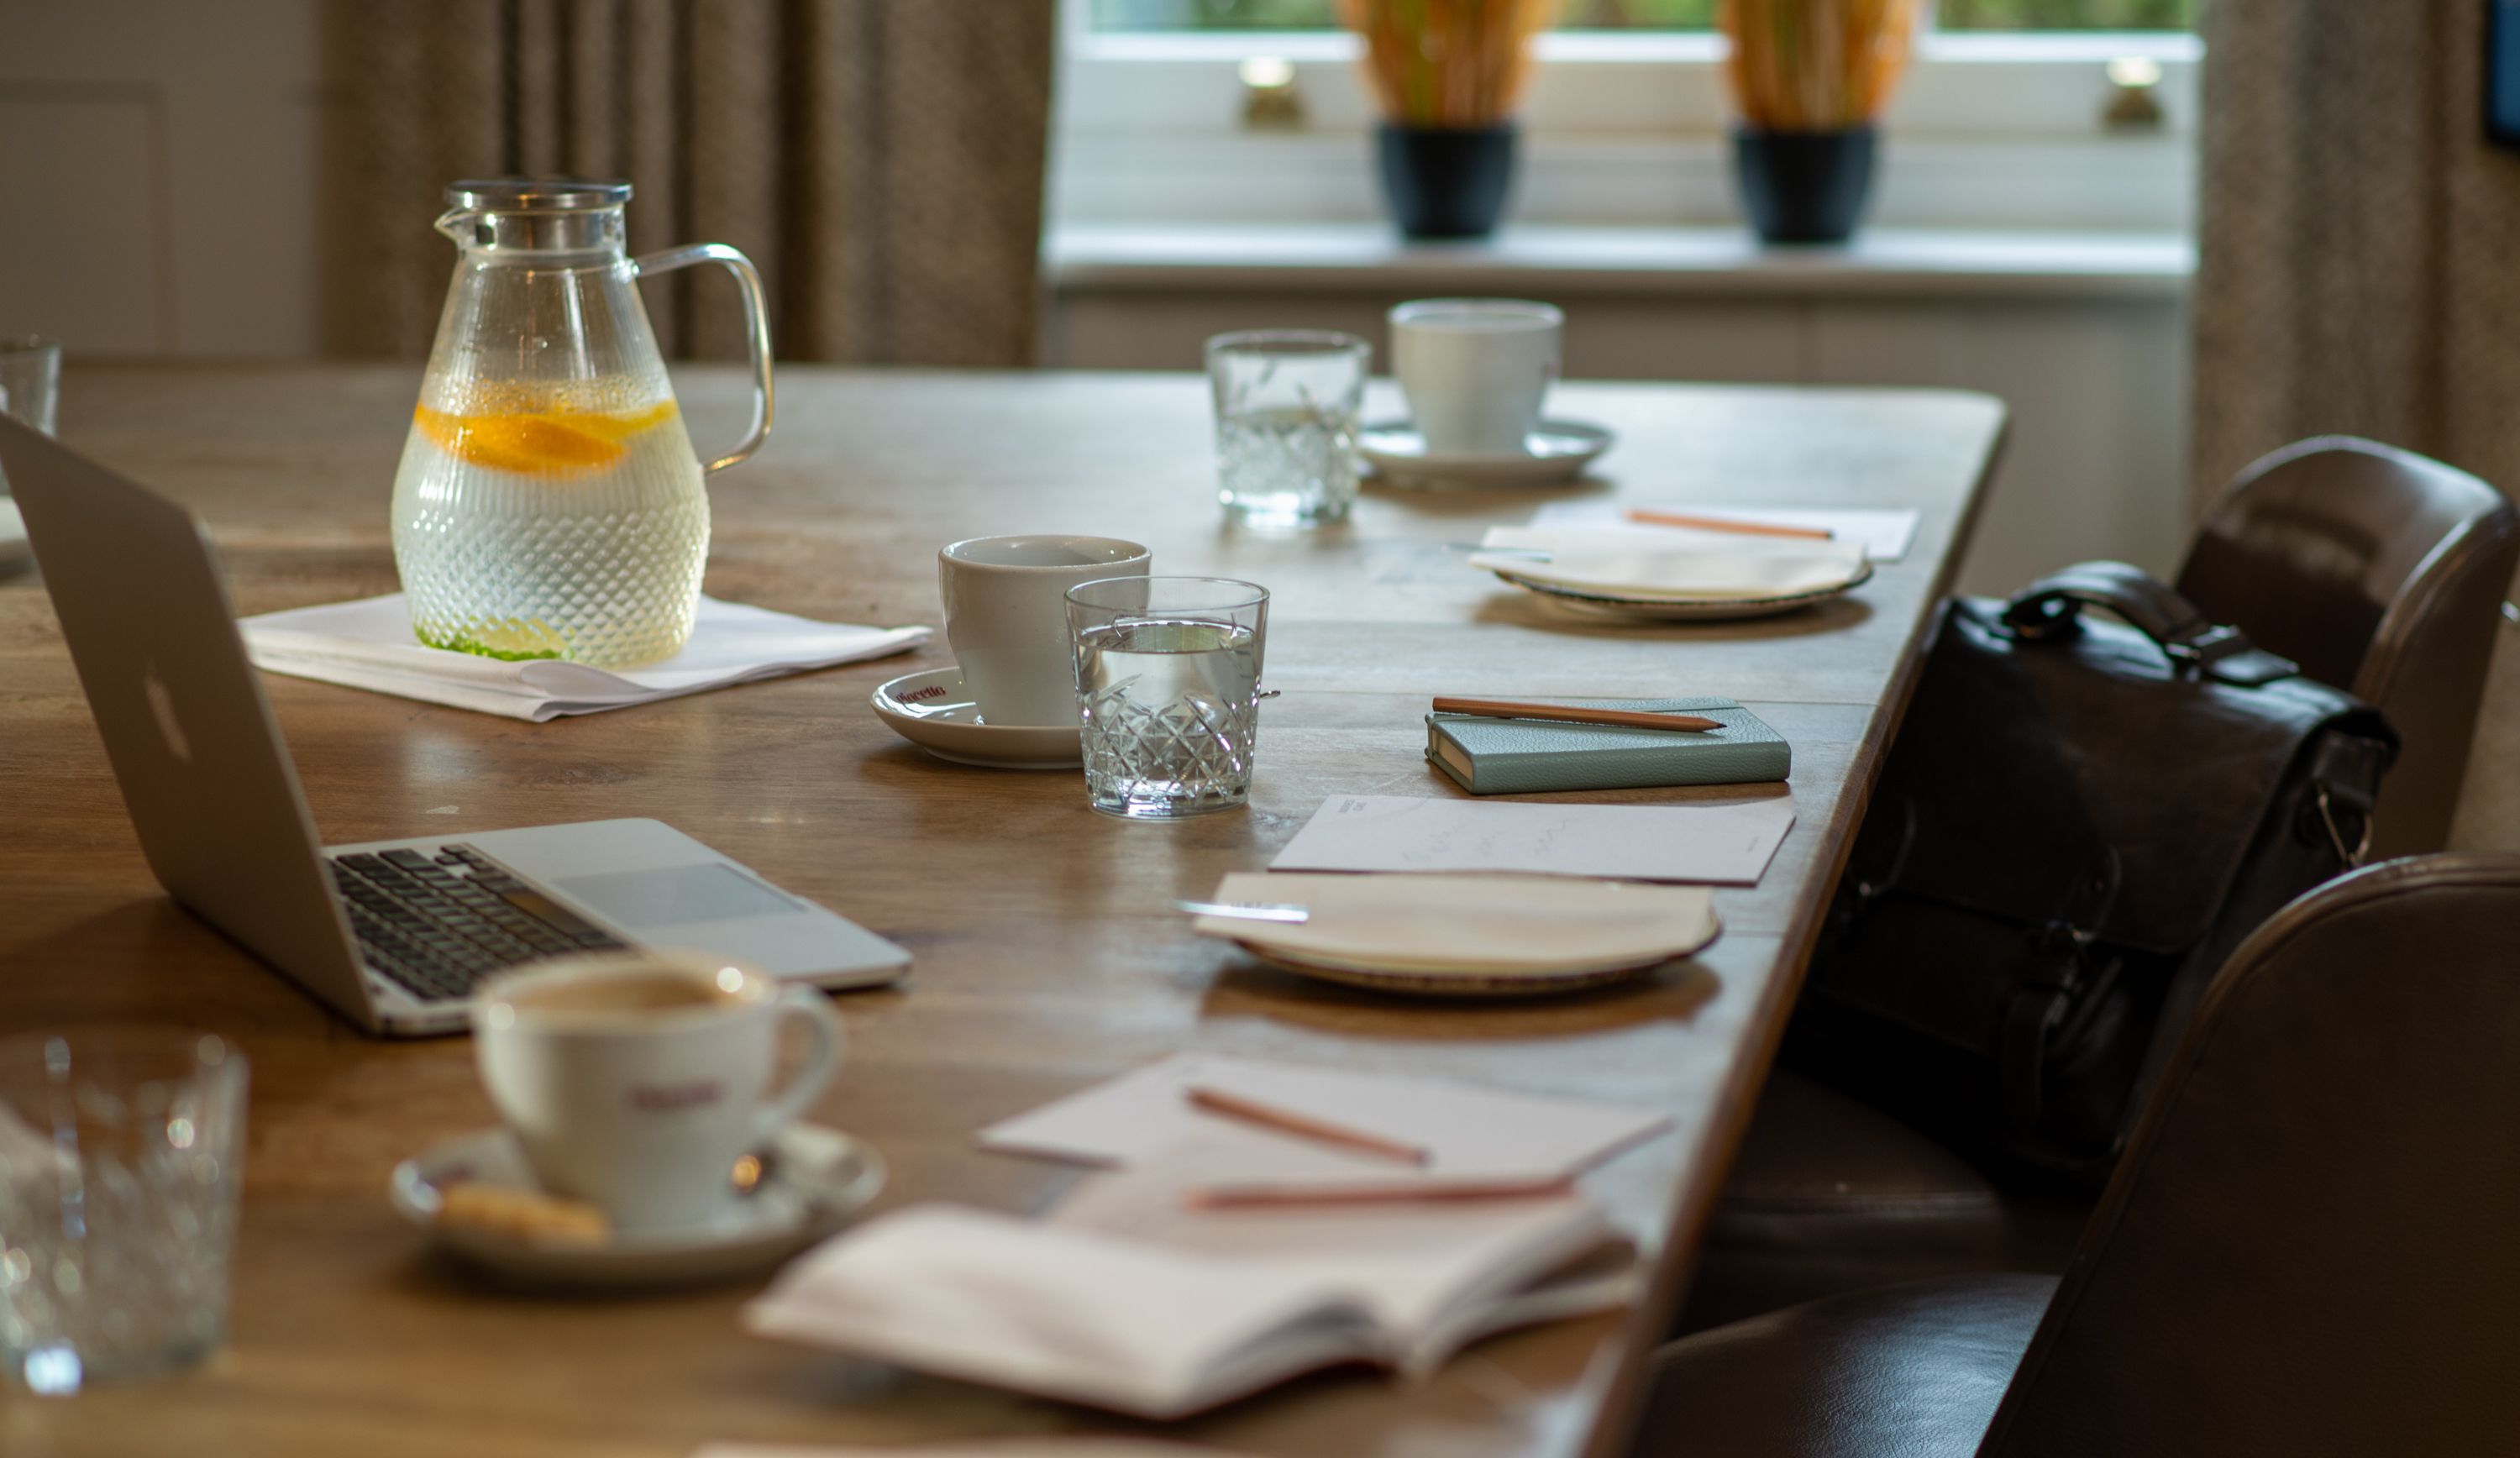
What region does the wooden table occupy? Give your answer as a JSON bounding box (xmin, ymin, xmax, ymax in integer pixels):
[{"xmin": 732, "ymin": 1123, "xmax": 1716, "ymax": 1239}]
[{"xmin": 0, "ymin": 364, "xmax": 2002, "ymax": 1458}]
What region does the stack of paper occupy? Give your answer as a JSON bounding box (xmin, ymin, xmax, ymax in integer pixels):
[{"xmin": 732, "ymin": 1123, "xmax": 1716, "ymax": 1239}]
[
  {"xmin": 744, "ymin": 1054, "xmax": 1672, "ymax": 1419},
  {"xmin": 240, "ymin": 593, "xmax": 927, "ymax": 721}
]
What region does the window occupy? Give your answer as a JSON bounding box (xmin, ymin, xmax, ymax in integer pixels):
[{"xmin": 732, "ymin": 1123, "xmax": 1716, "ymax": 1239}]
[
  {"xmin": 1055, "ymin": 0, "xmax": 2203, "ymax": 233},
  {"xmin": 1089, "ymin": 1, "xmax": 2193, "ymax": 32}
]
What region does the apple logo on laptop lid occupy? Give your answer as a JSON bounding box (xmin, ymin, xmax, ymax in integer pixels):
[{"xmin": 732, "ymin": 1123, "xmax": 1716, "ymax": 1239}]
[{"xmin": 142, "ymin": 662, "xmax": 192, "ymax": 763}]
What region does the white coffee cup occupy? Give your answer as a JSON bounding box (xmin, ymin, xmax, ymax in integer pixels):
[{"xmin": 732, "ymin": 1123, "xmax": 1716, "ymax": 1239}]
[
  {"xmin": 1389, "ymin": 298, "xmax": 1565, "ymax": 457},
  {"xmin": 940, "ymin": 535, "xmax": 1151, "ymax": 727},
  {"xmin": 472, "ymin": 951, "xmax": 843, "ymax": 1235}
]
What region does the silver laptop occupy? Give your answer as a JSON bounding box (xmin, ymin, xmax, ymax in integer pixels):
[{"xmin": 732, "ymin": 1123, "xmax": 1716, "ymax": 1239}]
[{"xmin": 0, "ymin": 414, "xmax": 911, "ymax": 1036}]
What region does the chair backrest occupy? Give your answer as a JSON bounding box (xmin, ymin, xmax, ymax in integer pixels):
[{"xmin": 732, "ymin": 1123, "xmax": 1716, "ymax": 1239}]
[
  {"xmin": 2176, "ymin": 438, "xmax": 2518, "ymax": 857},
  {"xmin": 1979, "ymin": 853, "xmax": 2520, "ymax": 1457}
]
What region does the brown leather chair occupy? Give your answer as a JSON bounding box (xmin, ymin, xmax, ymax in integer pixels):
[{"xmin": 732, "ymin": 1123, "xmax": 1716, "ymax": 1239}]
[
  {"xmin": 1631, "ymin": 854, "xmax": 2520, "ymax": 1458},
  {"xmin": 2179, "ymin": 437, "xmax": 2517, "ymax": 858},
  {"xmin": 1679, "ymin": 438, "xmax": 2520, "ymax": 1334}
]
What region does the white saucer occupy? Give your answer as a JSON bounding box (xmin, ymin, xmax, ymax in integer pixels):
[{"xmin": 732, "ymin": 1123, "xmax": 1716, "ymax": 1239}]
[
  {"xmin": 1235, "ymin": 940, "xmax": 1699, "ymax": 998},
  {"xmin": 1360, "ymin": 420, "xmax": 1614, "ymax": 490},
  {"xmin": 1194, "ymin": 873, "xmax": 1719, "ymax": 999},
  {"xmin": 0, "ymin": 498, "xmax": 30, "ymax": 574},
  {"xmin": 391, "ymin": 1121, "xmax": 885, "ymax": 1288},
  {"xmin": 870, "ymin": 665, "xmax": 1082, "ymax": 769},
  {"xmin": 1489, "ymin": 559, "xmax": 1877, "ymax": 621}
]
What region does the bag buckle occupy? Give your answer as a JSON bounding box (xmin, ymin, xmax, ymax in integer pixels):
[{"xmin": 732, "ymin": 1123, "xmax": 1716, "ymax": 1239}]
[
  {"xmin": 2027, "ymin": 920, "xmax": 2096, "ymax": 989},
  {"xmin": 2316, "ymin": 784, "xmax": 2374, "ymax": 868},
  {"xmin": 2166, "ymin": 623, "xmax": 2246, "ymax": 670}
]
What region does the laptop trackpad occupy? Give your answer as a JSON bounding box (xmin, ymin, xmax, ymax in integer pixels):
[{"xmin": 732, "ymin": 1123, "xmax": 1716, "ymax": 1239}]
[{"xmin": 554, "ymin": 863, "xmax": 804, "ymax": 930}]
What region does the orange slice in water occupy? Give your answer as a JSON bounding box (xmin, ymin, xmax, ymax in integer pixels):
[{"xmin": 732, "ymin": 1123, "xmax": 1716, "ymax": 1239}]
[{"xmin": 414, "ymin": 400, "xmax": 677, "ymax": 475}]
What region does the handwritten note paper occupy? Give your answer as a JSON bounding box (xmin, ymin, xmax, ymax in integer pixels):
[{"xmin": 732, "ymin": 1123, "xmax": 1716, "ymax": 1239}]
[
  {"xmin": 1526, "ymin": 501, "xmax": 1923, "ymax": 562},
  {"xmin": 1270, "ymin": 794, "xmax": 1796, "ymax": 886},
  {"xmin": 979, "ymin": 1052, "xmax": 1672, "ymax": 1176}
]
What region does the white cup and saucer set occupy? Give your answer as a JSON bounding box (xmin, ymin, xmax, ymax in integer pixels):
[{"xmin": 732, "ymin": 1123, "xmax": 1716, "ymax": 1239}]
[
  {"xmin": 870, "ymin": 533, "xmax": 1149, "ymax": 769},
  {"xmin": 1359, "ymin": 299, "xmax": 1614, "ymax": 490},
  {"xmin": 391, "ymin": 950, "xmax": 885, "ymax": 1288}
]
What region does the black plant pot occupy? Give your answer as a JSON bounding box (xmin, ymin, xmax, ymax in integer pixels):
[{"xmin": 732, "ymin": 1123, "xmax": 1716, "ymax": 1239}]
[
  {"xmin": 1376, "ymin": 122, "xmax": 1517, "ymax": 239},
  {"xmin": 1732, "ymin": 126, "xmax": 1878, "ymax": 244}
]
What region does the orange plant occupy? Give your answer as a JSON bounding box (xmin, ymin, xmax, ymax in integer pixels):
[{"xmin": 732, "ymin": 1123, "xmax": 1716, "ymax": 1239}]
[
  {"xmin": 1719, "ymin": 0, "xmax": 1923, "ymax": 132},
  {"xmin": 1341, "ymin": 0, "xmax": 1560, "ymax": 129}
]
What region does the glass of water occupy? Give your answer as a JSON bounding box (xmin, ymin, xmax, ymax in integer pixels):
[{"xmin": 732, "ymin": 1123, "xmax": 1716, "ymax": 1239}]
[
  {"xmin": 0, "ymin": 1031, "xmax": 249, "ymax": 1392},
  {"xmin": 1206, "ymin": 330, "xmax": 1368, "ymax": 527},
  {"xmin": 0, "ymin": 335, "xmax": 61, "ymax": 437},
  {"xmin": 1067, "ymin": 576, "xmax": 1270, "ymax": 820}
]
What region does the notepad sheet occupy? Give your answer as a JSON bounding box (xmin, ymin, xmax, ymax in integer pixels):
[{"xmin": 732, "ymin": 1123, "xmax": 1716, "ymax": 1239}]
[
  {"xmin": 1525, "ymin": 501, "xmax": 1922, "ymax": 561},
  {"xmin": 977, "ymin": 1052, "xmax": 1672, "ymax": 1177},
  {"xmin": 1270, "ymin": 793, "xmax": 1795, "ymax": 885}
]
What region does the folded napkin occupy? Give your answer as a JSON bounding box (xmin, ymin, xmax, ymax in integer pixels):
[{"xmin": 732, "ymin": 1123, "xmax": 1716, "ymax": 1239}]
[
  {"xmin": 1525, "ymin": 501, "xmax": 1921, "ymax": 562},
  {"xmin": 1472, "ymin": 527, "xmax": 1869, "ymax": 601},
  {"xmin": 241, "ymin": 593, "xmax": 927, "ymax": 721}
]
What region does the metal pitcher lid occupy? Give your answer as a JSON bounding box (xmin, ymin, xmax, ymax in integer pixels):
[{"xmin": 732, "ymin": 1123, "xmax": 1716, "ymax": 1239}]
[{"xmin": 444, "ymin": 178, "xmax": 632, "ymax": 212}]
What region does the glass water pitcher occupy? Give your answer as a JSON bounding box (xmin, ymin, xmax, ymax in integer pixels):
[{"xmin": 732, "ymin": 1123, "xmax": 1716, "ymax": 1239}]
[{"xmin": 390, "ymin": 179, "xmax": 773, "ymax": 666}]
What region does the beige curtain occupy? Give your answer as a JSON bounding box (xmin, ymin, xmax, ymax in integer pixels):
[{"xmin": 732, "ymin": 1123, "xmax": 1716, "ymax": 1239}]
[
  {"xmin": 322, "ymin": 0, "xmax": 1054, "ymax": 366},
  {"xmin": 2192, "ymin": 0, "xmax": 2520, "ymax": 848}
]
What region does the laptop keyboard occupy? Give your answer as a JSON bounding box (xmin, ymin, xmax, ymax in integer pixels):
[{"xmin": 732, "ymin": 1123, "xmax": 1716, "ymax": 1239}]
[{"xmin": 328, "ymin": 844, "xmax": 627, "ymax": 1004}]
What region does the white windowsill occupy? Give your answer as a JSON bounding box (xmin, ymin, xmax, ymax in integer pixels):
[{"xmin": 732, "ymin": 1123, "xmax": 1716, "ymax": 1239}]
[{"xmin": 1044, "ymin": 223, "xmax": 2197, "ymax": 302}]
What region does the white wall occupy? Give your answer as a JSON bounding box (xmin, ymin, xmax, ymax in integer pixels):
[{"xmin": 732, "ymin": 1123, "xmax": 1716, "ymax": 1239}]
[{"xmin": 0, "ymin": 0, "xmax": 332, "ymax": 357}]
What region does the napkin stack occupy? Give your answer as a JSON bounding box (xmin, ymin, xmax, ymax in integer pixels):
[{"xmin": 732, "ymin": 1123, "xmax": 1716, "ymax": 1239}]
[{"xmin": 241, "ymin": 593, "xmax": 927, "ymax": 721}]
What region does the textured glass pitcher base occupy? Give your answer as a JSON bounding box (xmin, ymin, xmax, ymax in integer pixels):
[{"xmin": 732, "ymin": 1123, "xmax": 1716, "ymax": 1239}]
[
  {"xmin": 391, "ymin": 393, "xmax": 710, "ymax": 669},
  {"xmin": 397, "ymin": 499, "xmax": 708, "ymax": 667}
]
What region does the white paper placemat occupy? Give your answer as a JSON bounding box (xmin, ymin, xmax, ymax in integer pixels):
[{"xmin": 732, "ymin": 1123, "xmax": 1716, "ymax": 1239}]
[
  {"xmin": 1473, "ymin": 527, "xmax": 1871, "ymax": 601},
  {"xmin": 1271, "ymin": 793, "xmax": 1796, "ymax": 885},
  {"xmin": 1526, "ymin": 501, "xmax": 1922, "ymax": 562},
  {"xmin": 242, "ymin": 593, "xmax": 927, "ymax": 721},
  {"xmin": 978, "ymin": 1052, "xmax": 1671, "ymax": 1176}
]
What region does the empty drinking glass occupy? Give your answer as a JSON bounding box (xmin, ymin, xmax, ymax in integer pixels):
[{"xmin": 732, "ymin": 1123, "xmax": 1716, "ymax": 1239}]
[
  {"xmin": 0, "ymin": 335, "xmax": 61, "ymax": 438},
  {"xmin": 1066, "ymin": 576, "xmax": 1270, "ymax": 819},
  {"xmin": 0, "ymin": 1031, "xmax": 249, "ymax": 1392},
  {"xmin": 1206, "ymin": 330, "xmax": 1368, "ymax": 527}
]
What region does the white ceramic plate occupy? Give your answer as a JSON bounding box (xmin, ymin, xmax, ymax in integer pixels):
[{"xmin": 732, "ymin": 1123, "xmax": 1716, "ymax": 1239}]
[
  {"xmin": 1360, "ymin": 420, "xmax": 1614, "ymax": 490},
  {"xmin": 1489, "ymin": 559, "xmax": 1877, "ymax": 621},
  {"xmin": 1194, "ymin": 873, "xmax": 1720, "ymax": 999},
  {"xmin": 870, "ymin": 665, "xmax": 1082, "ymax": 769},
  {"xmin": 0, "ymin": 498, "xmax": 30, "ymax": 574},
  {"xmin": 390, "ymin": 1121, "xmax": 885, "ymax": 1289},
  {"xmin": 1235, "ymin": 941, "xmax": 1696, "ymax": 998}
]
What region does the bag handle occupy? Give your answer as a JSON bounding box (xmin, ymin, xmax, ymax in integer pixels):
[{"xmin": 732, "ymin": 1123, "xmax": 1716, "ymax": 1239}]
[{"xmin": 2000, "ymin": 561, "xmax": 2300, "ymax": 687}]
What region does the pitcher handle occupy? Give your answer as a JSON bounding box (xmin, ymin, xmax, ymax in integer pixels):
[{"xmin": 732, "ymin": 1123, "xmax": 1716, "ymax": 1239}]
[{"xmin": 633, "ymin": 243, "xmax": 774, "ymax": 475}]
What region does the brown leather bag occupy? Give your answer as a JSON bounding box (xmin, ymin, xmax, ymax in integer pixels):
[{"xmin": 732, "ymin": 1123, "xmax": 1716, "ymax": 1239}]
[{"xmin": 1787, "ymin": 562, "xmax": 2397, "ymax": 1186}]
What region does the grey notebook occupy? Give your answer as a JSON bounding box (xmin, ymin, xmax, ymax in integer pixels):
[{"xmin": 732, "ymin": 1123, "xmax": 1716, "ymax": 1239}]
[{"xmin": 1425, "ymin": 697, "xmax": 1791, "ymax": 795}]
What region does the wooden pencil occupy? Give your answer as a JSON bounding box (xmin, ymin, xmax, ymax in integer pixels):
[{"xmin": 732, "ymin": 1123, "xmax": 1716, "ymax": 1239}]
[
  {"xmin": 1185, "ymin": 1085, "xmax": 1433, "ymax": 1166},
  {"xmin": 1431, "ymin": 697, "xmax": 1722, "ymax": 732},
  {"xmin": 1182, "ymin": 1173, "xmax": 1578, "ymax": 1211},
  {"xmin": 1624, "ymin": 506, "xmax": 1835, "ymax": 541}
]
